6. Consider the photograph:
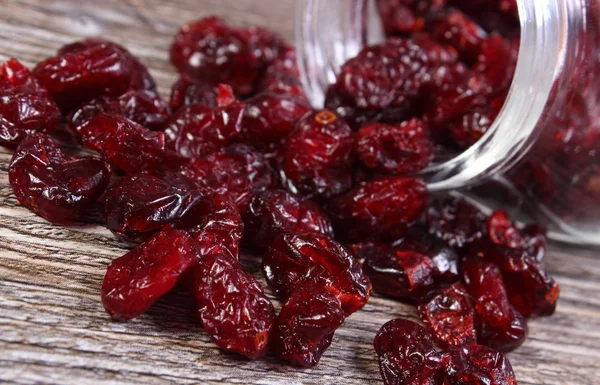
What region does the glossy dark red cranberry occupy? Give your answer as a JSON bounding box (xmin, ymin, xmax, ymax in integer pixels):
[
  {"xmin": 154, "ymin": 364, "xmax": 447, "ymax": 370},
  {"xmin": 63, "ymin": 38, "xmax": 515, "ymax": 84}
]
[
  {"xmin": 418, "ymin": 282, "xmax": 478, "ymax": 347},
  {"xmin": 0, "ymin": 59, "xmax": 61, "ymax": 147},
  {"xmin": 193, "ymin": 253, "xmax": 275, "ymax": 359},
  {"xmin": 355, "ymin": 119, "xmax": 435, "ymax": 174},
  {"xmin": 376, "ymin": 0, "xmax": 420, "ymax": 35},
  {"xmin": 374, "ymin": 319, "xmax": 444, "ymax": 385},
  {"xmin": 280, "ymin": 110, "xmax": 354, "ymax": 200},
  {"xmin": 170, "ymin": 76, "xmax": 218, "ymax": 110},
  {"xmin": 78, "ymin": 113, "xmax": 165, "ymax": 174},
  {"xmin": 273, "ymin": 285, "xmax": 345, "ymax": 367},
  {"xmin": 449, "ymin": 104, "xmax": 500, "ymax": 148},
  {"xmin": 427, "ymin": 197, "xmax": 487, "ymax": 250},
  {"xmin": 9, "ymin": 133, "xmax": 111, "ymax": 224},
  {"xmin": 101, "ymin": 228, "xmax": 197, "ymax": 320},
  {"xmin": 474, "ymin": 34, "xmax": 516, "ymax": 93},
  {"xmin": 241, "ymin": 26, "xmax": 290, "ymax": 68},
  {"xmin": 328, "ymin": 176, "xmax": 428, "ymax": 241},
  {"xmin": 442, "ymin": 343, "xmax": 518, "ymax": 385},
  {"xmin": 487, "ymin": 210, "xmax": 547, "ymax": 261},
  {"xmin": 429, "ymin": 9, "xmax": 488, "ymax": 63},
  {"xmin": 104, "ymin": 171, "xmax": 200, "ymax": 240},
  {"xmin": 243, "ymin": 189, "xmax": 333, "ymax": 250},
  {"xmin": 170, "ymin": 17, "xmax": 259, "ymax": 96},
  {"xmin": 263, "ymin": 232, "xmax": 372, "ymax": 315}
]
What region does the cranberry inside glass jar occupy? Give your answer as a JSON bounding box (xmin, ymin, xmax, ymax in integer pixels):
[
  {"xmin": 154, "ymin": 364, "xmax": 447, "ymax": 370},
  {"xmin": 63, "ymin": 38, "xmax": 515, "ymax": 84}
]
[{"xmin": 295, "ymin": 0, "xmax": 600, "ymax": 245}]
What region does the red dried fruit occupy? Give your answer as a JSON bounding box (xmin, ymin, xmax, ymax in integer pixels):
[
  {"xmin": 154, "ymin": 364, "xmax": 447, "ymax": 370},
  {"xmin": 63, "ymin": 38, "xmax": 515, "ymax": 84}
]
[
  {"xmin": 355, "ymin": 119, "xmax": 435, "ymax": 174},
  {"xmin": 258, "ymin": 48, "xmax": 307, "ymax": 98},
  {"xmin": 487, "ymin": 210, "xmax": 547, "ymax": 261},
  {"xmin": 9, "ymin": 133, "xmax": 111, "ymax": 223},
  {"xmin": 69, "ymin": 89, "xmax": 170, "ymax": 132},
  {"xmin": 193, "ymin": 253, "xmax": 275, "ymax": 359},
  {"xmin": 241, "ymin": 26, "xmax": 290, "ymax": 68},
  {"xmin": 104, "ymin": 171, "xmax": 200, "ymax": 239},
  {"xmin": 170, "ymin": 17, "xmax": 259, "ymax": 96},
  {"xmin": 0, "ymin": 59, "xmax": 61, "ymax": 147},
  {"xmin": 280, "ymin": 110, "xmax": 354, "ymax": 200},
  {"xmin": 427, "ymin": 197, "xmax": 487, "ymax": 250},
  {"xmin": 273, "ymin": 285, "xmax": 345, "ymax": 367},
  {"xmin": 377, "ymin": 0, "xmax": 420, "ymax": 35},
  {"xmin": 328, "ymin": 176, "xmax": 428, "ymax": 241},
  {"xmin": 163, "ymin": 86, "xmax": 245, "ymax": 166},
  {"xmin": 78, "ymin": 113, "xmax": 165, "ymax": 174},
  {"xmin": 170, "ymin": 76, "xmax": 217, "ymax": 110},
  {"xmin": 449, "ymin": 105, "xmax": 500, "ymax": 148},
  {"xmin": 474, "ymin": 34, "xmax": 516, "ymax": 93},
  {"xmin": 374, "ymin": 319, "xmax": 444, "ymax": 385},
  {"xmin": 101, "ymin": 228, "xmax": 197, "ymax": 320},
  {"xmin": 243, "ymin": 189, "xmax": 333, "ymax": 250},
  {"xmin": 462, "ymin": 256, "xmax": 528, "ymax": 352},
  {"xmin": 442, "ymin": 343, "xmax": 518, "ymax": 385},
  {"xmin": 418, "ymin": 282, "xmax": 478, "ymax": 347},
  {"xmin": 263, "ymin": 232, "xmax": 372, "ymax": 315},
  {"xmin": 429, "ymin": 9, "xmax": 488, "ymax": 63}
]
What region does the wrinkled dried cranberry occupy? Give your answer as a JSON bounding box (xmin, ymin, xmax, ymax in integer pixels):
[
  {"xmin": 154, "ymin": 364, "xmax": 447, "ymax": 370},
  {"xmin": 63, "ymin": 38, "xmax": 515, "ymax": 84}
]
[
  {"xmin": 374, "ymin": 319, "xmax": 443, "ymax": 385},
  {"xmin": 164, "ymin": 85, "xmax": 245, "ymax": 166},
  {"xmin": 474, "ymin": 34, "xmax": 516, "ymax": 93},
  {"xmin": 449, "ymin": 105, "xmax": 500, "ymax": 148},
  {"xmin": 170, "ymin": 17, "xmax": 259, "ymax": 96},
  {"xmin": 487, "ymin": 210, "xmax": 547, "ymax": 261},
  {"xmin": 355, "ymin": 119, "xmax": 435, "ymax": 174},
  {"xmin": 427, "ymin": 197, "xmax": 487, "ymax": 250},
  {"xmin": 9, "ymin": 133, "xmax": 111, "ymax": 223},
  {"xmin": 104, "ymin": 171, "xmax": 199, "ymax": 239},
  {"xmin": 429, "ymin": 9, "xmax": 488, "ymax": 63},
  {"xmin": 258, "ymin": 48, "xmax": 307, "ymax": 98},
  {"xmin": 442, "ymin": 343, "xmax": 518, "ymax": 385},
  {"xmin": 377, "ymin": 0, "xmax": 420, "ymax": 35},
  {"xmin": 263, "ymin": 232, "xmax": 372, "ymax": 315},
  {"xmin": 243, "ymin": 190, "xmax": 333, "ymax": 250},
  {"xmin": 241, "ymin": 26, "xmax": 290, "ymax": 68},
  {"xmin": 78, "ymin": 113, "xmax": 165, "ymax": 174},
  {"xmin": 462, "ymin": 256, "xmax": 528, "ymax": 352},
  {"xmin": 273, "ymin": 285, "xmax": 345, "ymax": 367},
  {"xmin": 280, "ymin": 110, "xmax": 354, "ymax": 200},
  {"xmin": 193, "ymin": 253, "xmax": 275, "ymax": 359},
  {"xmin": 328, "ymin": 176, "xmax": 428, "ymax": 241},
  {"xmin": 418, "ymin": 282, "xmax": 478, "ymax": 347},
  {"xmin": 69, "ymin": 89, "xmax": 170, "ymax": 132},
  {"xmin": 0, "ymin": 59, "xmax": 61, "ymax": 147},
  {"xmin": 101, "ymin": 228, "xmax": 197, "ymax": 320},
  {"xmin": 170, "ymin": 76, "xmax": 218, "ymax": 110}
]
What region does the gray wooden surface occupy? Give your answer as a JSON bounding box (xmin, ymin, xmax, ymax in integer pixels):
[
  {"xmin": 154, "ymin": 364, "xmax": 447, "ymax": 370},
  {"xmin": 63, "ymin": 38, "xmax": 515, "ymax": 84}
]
[{"xmin": 0, "ymin": 1, "xmax": 599, "ymax": 384}]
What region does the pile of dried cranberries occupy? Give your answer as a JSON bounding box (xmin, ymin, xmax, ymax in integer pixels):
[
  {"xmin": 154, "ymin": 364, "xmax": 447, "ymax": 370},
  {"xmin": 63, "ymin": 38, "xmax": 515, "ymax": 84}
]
[{"xmin": 2, "ymin": 0, "xmax": 560, "ymax": 383}]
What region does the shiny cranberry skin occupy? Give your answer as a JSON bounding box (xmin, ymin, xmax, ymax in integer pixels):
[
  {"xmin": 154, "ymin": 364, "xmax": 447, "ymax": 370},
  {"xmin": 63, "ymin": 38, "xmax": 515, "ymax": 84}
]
[
  {"xmin": 78, "ymin": 113, "xmax": 165, "ymax": 174},
  {"xmin": 430, "ymin": 9, "xmax": 488, "ymax": 63},
  {"xmin": 242, "ymin": 92, "xmax": 312, "ymax": 146},
  {"xmin": 193, "ymin": 253, "xmax": 275, "ymax": 359},
  {"xmin": 243, "ymin": 190, "xmax": 333, "ymax": 250},
  {"xmin": 328, "ymin": 176, "xmax": 428, "ymax": 242},
  {"xmin": 442, "ymin": 343, "xmax": 518, "ymax": 385},
  {"xmin": 355, "ymin": 119, "xmax": 435, "ymax": 174},
  {"xmin": 104, "ymin": 171, "xmax": 200, "ymax": 240},
  {"xmin": 263, "ymin": 232, "xmax": 372, "ymax": 315},
  {"xmin": 462, "ymin": 256, "xmax": 528, "ymax": 352},
  {"xmin": 69, "ymin": 89, "xmax": 170, "ymax": 132},
  {"xmin": 273, "ymin": 285, "xmax": 345, "ymax": 367},
  {"xmin": 170, "ymin": 17, "xmax": 259, "ymax": 96},
  {"xmin": 258, "ymin": 49, "xmax": 307, "ymax": 98},
  {"xmin": 101, "ymin": 228, "xmax": 197, "ymax": 320},
  {"xmin": 418, "ymin": 282, "xmax": 478, "ymax": 348},
  {"xmin": 0, "ymin": 59, "xmax": 61, "ymax": 147},
  {"xmin": 474, "ymin": 34, "xmax": 516, "ymax": 93},
  {"xmin": 374, "ymin": 319, "xmax": 444, "ymax": 385},
  {"xmin": 427, "ymin": 197, "xmax": 487, "ymax": 250},
  {"xmin": 280, "ymin": 110, "xmax": 354, "ymax": 200},
  {"xmin": 450, "ymin": 105, "xmax": 500, "ymax": 148},
  {"xmin": 170, "ymin": 76, "xmax": 217, "ymax": 110},
  {"xmin": 241, "ymin": 26, "xmax": 290, "ymax": 67},
  {"xmin": 376, "ymin": 0, "xmax": 419, "ymax": 35},
  {"xmin": 9, "ymin": 133, "xmax": 111, "ymax": 224}
]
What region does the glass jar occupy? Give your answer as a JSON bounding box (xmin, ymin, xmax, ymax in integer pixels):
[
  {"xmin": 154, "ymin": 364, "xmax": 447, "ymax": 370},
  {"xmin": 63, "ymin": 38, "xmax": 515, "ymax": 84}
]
[{"xmin": 295, "ymin": 0, "xmax": 600, "ymax": 245}]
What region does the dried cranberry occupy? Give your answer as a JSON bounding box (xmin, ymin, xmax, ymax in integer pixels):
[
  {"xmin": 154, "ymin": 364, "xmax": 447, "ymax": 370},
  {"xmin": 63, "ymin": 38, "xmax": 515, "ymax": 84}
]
[
  {"xmin": 280, "ymin": 110, "xmax": 354, "ymax": 200},
  {"xmin": 328, "ymin": 176, "xmax": 428, "ymax": 241},
  {"xmin": 243, "ymin": 190, "xmax": 333, "ymax": 250},
  {"xmin": 170, "ymin": 17, "xmax": 259, "ymax": 96},
  {"xmin": 193, "ymin": 253, "xmax": 275, "ymax": 359},
  {"xmin": 429, "ymin": 9, "xmax": 488, "ymax": 63},
  {"xmin": 163, "ymin": 85, "xmax": 245, "ymax": 166},
  {"xmin": 104, "ymin": 171, "xmax": 199, "ymax": 239},
  {"xmin": 449, "ymin": 105, "xmax": 500, "ymax": 148},
  {"xmin": 355, "ymin": 119, "xmax": 435, "ymax": 174},
  {"xmin": 376, "ymin": 0, "xmax": 420, "ymax": 35},
  {"xmin": 487, "ymin": 210, "xmax": 547, "ymax": 261},
  {"xmin": 101, "ymin": 228, "xmax": 197, "ymax": 320},
  {"xmin": 273, "ymin": 285, "xmax": 345, "ymax": 367},
  {"xmin": 418, "ymin": 282, "xmax": 478, "ymax": 347},
  {"xmin": 170, "ymin": 76, "xmax": 218, "ymax": 110},
  {"xmin": 263, "ymin": 232, "xmax": 372, "ymax": 315},
  {"xmin": 78, "ymin": 113, "xmax": 165, "ymax": 174},
  {"xmin": 442, "ymin": 343, "xmax": 518, "ymax": 385},
  {"xmin": 241, "ymin": 26, "xmax": 290, "ymax": 68},
  {"xmin": 462, "ymin": 256, "xmax": 528, "ymax": 352},
  {"xmin": 9, "ymin": 133, "xmax": 111, "ymax": 223},
  {"xmin": 427, "ymin": 197, "xmax": 487, "ymax": 250},
  {"xmin": 0, "ymin": 59, "xmax": 61, "ymax": 147},
  {"xmin": 474, "ymin": 34, "xmax": 516, "ymax": 93},
  {"xmin": 374, "ymin": 319, "xmax": 444, "ymax": 385},
  {"xmin": 258, "ymin": 49, "xmax": 307, "ymax": 98}
]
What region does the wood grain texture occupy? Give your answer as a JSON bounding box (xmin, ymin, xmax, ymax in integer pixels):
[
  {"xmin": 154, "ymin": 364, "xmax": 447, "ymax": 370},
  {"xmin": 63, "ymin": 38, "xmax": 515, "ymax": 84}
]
[{"xmin": 0, "ymin": 1, "xmax": 599, "ymax": 384}]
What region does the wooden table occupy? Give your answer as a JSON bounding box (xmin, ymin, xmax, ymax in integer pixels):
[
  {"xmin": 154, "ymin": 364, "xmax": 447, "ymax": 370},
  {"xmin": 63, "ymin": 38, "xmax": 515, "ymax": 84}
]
[{"xmin": 1, "ymin": 1, "xmax": 599, "ymax": 384}]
